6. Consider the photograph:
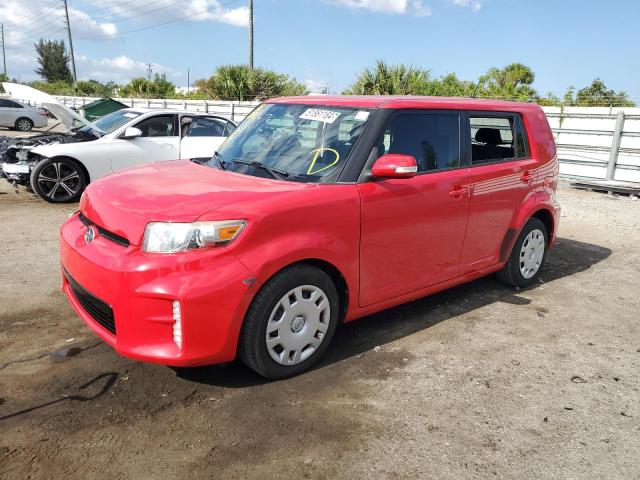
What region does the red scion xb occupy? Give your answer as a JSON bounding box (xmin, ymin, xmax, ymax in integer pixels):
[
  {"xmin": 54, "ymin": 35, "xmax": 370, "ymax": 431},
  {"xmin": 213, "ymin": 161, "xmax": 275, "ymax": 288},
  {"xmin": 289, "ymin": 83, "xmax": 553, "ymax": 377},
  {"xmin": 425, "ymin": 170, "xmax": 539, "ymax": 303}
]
[{"xmin": 59, "ymin": 96, "xmax": 560, "ymax": 378}]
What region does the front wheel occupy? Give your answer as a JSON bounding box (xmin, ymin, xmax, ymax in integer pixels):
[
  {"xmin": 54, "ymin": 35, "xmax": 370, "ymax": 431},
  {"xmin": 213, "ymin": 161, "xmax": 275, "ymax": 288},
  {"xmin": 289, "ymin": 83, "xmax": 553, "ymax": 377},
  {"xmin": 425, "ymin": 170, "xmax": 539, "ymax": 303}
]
[
  {"xmin": 497, "ymin": 217, "xmax": 548, "ymax": 288},
  {"xmin": 30, "ymin": 157, "xmax": 87, "ymax": 203},
  {"xmin": 239, "ymin": 265, "xmax": 339, "ymax": 379}
]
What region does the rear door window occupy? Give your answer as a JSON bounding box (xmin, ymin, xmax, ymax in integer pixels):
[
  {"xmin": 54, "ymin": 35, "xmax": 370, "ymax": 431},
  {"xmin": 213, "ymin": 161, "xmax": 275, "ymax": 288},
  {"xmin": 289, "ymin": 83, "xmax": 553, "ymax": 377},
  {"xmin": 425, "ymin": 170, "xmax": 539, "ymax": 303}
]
[
  {"xmin": 469, "ymin": 114, "xmax": 527, "ymax": 164},
  {"xmin": 185, "ymin": 117, "xmax": 227, "ymax": 137},
  {"xmin": 377, "ymin": 112, "xmax": 461, "ymax": 173}
]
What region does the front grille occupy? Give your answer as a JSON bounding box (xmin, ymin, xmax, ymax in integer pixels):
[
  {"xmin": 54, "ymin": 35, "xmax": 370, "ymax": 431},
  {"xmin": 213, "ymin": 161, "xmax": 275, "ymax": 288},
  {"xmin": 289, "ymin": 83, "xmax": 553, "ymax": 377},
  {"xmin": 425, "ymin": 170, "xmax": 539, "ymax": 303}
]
[
  {"xmin": 79, "ymin": 213, "xmax": 130, "ymax": 247},
  {"xmin": 64, "ymin": 269, "xmax": 116, "ymax": 335}
]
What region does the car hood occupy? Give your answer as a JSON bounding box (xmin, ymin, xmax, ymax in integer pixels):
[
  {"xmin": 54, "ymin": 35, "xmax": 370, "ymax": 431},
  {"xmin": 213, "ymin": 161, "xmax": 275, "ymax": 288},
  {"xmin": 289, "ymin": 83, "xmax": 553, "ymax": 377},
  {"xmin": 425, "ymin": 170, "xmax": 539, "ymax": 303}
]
[
  {"xmin": 2, "ymin": 82, "xmax": 94, "ymax": 131},
  {"xmin": 80, "ymin": 160, "xmax": 316, "ymax": 245}
]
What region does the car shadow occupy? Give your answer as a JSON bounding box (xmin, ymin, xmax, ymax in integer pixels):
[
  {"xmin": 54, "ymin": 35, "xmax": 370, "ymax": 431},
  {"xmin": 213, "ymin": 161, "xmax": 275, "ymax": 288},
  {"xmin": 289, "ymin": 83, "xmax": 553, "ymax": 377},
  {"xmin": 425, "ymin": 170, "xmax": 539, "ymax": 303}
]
[{"xmin": 176, "ymin": 237, "xmax": 611, "ymax": 387}]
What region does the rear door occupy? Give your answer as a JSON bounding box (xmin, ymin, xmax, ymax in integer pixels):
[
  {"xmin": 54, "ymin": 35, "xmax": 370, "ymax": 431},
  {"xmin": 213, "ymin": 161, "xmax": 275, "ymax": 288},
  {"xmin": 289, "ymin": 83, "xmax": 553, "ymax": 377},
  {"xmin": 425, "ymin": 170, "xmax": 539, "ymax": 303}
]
[
  {"xmin": 358, "ymin": 110, "xmax": 470, "ymax": 307},
  {"xmin": 180, "ymin": 116, "xmax": 234, "ymax": 159},
  {"xmin": 110, "ymin": 114, "xmax": 180, "ymax": 172},
  {"xmin": 459, "ymin": 112, "xmax": 536, "ymax": 273}
]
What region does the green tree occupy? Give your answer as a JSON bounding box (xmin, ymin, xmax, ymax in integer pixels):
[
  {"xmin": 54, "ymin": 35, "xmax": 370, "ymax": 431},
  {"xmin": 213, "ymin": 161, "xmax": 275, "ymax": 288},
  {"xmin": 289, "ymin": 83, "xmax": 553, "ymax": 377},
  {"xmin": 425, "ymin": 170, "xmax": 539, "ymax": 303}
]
[
  {"xmin": 34, "ymin": 39, "xmax": 73, "ymax": 83},
  {"xmin": 27, "ymin": 80, "xmax": 74, "ymax": 95},
  {"xmin": 343, "ymin": 60, "xmax": 432, "ymax": 95},
  {"xmin": 0, "ymin": 73, "xmax": 8, "ymax": 93},
  {"xmin": 74, "ymin": 79, "xmax": 116, "ymax": 97},
  {"xmin": 204, "ymin": 65, "xmax": 307, "ymax": 101},
  {"xmin": 119, "ymin": 74, "xmax": 176, "ymax": 98},
  {"xmin": 573, "ymin": 78, "xmax": 634, "ymax": 107},
  {"xmin": 475, "ymin": 63, "xmax": 538, "ymax": 101}
]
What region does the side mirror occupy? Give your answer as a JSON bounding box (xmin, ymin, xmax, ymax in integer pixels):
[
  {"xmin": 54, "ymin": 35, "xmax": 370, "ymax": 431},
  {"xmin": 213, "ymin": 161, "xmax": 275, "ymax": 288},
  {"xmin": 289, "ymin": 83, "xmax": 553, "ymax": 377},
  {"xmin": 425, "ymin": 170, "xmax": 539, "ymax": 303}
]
[
  {"xmin": 122, "ymin": 127, "xmax": 142, "ymax": 139},
  {"xmin": 371, "ymin": 154, "xmax": 418, "ymax": 179}
]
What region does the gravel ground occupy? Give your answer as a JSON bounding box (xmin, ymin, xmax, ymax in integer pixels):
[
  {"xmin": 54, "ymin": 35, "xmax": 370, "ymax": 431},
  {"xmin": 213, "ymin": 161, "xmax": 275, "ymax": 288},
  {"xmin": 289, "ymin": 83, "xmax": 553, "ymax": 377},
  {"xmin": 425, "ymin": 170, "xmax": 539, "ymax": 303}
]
[
  {"xmin": 0, "ymin": 180, "xmax": 639, "ymax": 479},
  {"xmin": 0, "ymin": 119, "xmax": 67, "ymax": 137}
]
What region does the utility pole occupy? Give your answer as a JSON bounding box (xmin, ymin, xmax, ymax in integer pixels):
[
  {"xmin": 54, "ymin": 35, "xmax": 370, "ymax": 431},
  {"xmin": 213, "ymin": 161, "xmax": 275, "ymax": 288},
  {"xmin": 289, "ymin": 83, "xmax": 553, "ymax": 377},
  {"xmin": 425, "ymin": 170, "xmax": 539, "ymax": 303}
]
[
  {"xmin": 1, "ymin": 23, "xmax": 6, "ymax": 76},
  {"xmin": 146, "ymin": 63, "xmax": 154, "ymax": 80},
  {"xmin": 62, "ymin": 0, "xmax": 77, "ymax": 82},
  {"xmin": 248, "ymin": 0, "xmax": 253, "ymax": 69}
]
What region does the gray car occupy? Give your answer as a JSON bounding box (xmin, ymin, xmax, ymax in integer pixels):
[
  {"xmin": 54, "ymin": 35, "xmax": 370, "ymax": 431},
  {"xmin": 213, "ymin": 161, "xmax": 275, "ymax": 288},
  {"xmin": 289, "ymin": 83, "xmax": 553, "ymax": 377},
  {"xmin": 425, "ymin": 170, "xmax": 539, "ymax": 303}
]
[{"xmin": 0, "ymin": 98, "xmax": 49, "ymax": 131}]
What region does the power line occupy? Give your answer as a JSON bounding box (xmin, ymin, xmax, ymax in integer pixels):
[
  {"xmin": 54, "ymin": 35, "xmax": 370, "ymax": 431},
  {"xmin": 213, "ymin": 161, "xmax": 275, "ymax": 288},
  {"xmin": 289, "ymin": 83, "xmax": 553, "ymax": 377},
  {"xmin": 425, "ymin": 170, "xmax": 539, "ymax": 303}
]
[
  {"xmin": 97, "ymin": 0, "xmax": 244, "ymax": 37},
  {"xmin": 8, "ymin": 0, "xmax": 59, "ymax": 24}
]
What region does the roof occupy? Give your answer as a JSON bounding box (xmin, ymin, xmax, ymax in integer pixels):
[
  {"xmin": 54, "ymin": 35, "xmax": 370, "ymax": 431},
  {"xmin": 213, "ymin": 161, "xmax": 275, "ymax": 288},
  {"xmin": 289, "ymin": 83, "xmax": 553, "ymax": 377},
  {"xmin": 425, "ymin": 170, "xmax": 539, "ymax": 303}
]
[
  {"xmin": 267, "ymin": 95, "xmax": 542, "ymax": 112},
  {"xmin": 117, "ymin": 108, "xmax": 231, "ymax": 117}
]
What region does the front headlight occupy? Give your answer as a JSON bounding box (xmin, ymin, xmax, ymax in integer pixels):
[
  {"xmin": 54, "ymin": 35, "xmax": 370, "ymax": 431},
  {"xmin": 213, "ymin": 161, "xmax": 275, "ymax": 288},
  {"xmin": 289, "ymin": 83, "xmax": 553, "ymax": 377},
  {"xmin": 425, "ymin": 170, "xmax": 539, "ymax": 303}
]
[{"xmin": 142, "ymin": 220, "xmax": 246, "ymax": 253}]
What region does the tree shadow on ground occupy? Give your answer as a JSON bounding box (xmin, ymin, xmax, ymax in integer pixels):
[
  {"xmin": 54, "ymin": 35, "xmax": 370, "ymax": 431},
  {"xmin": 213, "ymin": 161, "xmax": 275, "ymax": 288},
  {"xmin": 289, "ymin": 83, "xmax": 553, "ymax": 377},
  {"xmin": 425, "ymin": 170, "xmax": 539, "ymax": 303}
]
[{"xmin": 176, "ymin": 237, "xmax": 611, "ymax": 387}]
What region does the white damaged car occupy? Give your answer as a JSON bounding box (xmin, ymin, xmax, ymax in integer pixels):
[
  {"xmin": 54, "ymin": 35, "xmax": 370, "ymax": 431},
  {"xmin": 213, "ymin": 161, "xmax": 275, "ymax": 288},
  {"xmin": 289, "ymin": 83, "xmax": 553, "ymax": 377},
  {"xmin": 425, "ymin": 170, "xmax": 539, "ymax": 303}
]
[{"xmin": 1, "ymin": 83, "xmax": 236, "ymax": 202}]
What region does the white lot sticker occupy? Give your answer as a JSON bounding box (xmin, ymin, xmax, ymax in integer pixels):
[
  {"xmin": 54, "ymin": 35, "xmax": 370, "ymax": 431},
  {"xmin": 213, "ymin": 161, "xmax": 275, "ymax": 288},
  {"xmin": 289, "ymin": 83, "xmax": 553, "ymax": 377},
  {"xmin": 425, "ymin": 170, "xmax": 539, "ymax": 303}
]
[
  {"xmin": 300, "ymin": 108, "xmax": 340, "ymax": 124},
  {"xmin": 354, "ymin": 110, "xmax": 370, "ymax": 121},
  {"xmin": 123, "ymin": 112, "xmax": 138, "ymax": 118}
]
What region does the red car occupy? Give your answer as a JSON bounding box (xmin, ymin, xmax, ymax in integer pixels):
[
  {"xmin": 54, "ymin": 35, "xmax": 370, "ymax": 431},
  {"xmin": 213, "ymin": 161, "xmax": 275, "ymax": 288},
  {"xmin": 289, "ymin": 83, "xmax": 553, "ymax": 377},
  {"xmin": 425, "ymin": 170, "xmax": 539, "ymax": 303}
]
[{"xmin": 60, "ymin": 96, "xmax": 559, "ymax": 378}]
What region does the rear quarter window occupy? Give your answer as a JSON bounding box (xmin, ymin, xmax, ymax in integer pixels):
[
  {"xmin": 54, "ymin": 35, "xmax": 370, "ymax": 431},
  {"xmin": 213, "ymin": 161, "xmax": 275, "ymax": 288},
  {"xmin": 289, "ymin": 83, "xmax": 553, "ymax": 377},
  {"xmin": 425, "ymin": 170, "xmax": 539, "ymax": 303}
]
[{"xmin": 469, "ymin": 113, "xmax": 528, "ymax": 164}]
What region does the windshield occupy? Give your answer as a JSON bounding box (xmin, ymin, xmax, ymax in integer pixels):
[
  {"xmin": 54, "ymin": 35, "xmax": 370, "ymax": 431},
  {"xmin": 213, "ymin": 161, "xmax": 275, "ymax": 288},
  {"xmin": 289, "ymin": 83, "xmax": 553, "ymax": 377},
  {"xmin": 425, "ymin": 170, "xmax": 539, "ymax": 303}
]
[
  {"xmin": 79, "ymin": 109, "xmax": 142, "ymax": 135},
  {"xmin": 207, "ymin": 103, "xmax": 371, "ymax": 182}
]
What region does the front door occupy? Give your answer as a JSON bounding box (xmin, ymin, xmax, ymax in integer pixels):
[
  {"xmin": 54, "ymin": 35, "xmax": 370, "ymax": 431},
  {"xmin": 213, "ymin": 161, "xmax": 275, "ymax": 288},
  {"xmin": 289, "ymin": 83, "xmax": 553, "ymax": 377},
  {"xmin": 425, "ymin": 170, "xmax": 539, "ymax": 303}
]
[
  {"xmin": 110, "ymin": 114, "xmax": 179, "ymax": 172},
  {"xmin": 358, "ymin": 111, "xmax": 470, "ymax": 307}
]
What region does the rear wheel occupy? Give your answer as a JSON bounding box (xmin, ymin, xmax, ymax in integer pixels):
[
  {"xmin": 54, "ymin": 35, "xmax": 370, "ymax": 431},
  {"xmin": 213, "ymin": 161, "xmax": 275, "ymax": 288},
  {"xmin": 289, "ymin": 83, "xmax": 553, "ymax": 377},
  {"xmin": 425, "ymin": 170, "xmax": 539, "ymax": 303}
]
[
  {"xmin": 497, "ymin": 217, "xmax": 548, "ymax": 288},
  {"xmin": 239, "ymin": 265, "xmax": 339, "ymax": 379},
  {"xmin": 30, "ymin": 157, "xmax": 87, "ymax": 203},
  {"xmin": 15, "ymin": 117, "xmax": 34, "ymax": 132}
]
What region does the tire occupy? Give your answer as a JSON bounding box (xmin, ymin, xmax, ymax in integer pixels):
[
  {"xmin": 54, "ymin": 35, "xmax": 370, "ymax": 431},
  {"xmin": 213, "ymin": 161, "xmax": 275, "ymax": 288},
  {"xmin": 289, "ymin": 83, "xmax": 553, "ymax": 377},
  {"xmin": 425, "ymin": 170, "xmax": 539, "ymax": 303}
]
[
  {"xmin": 15, "ymin": 117, "xmax": 34, "ymax": 132},
  {"xmin": 497, "ymin": 217, "xmax": 548, "ymax": 288},
  {"xmin": 239, "ymin": 264, "xmax": 340, "ymax": 379},
  {"xmin": 30, "ymin": 157, "xmax": 87, "ymax": 203}
]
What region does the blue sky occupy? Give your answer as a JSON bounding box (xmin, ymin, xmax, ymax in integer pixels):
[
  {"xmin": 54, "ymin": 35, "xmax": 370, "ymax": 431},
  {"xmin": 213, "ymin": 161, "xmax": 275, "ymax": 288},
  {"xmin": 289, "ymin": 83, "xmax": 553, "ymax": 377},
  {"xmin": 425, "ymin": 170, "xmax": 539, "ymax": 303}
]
[{"xmin": 2, "ymin": 0, "xmax": 639, "ymax": 101}]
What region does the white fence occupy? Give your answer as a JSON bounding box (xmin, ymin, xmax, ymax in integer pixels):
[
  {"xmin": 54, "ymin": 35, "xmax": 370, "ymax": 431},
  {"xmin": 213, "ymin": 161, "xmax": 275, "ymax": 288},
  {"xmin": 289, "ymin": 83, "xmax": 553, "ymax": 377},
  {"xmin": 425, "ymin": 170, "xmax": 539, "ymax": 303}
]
[
  {"xmin": 55, "ymin": 95, "xmax": 260, "ymax": 124},
  {"xmin": 15, "ymin": 95, "xmax": 640, "ymax": 185},
  {"xmin": 542, "ymin": 106, "xmax": 640, "ymax": 184}
]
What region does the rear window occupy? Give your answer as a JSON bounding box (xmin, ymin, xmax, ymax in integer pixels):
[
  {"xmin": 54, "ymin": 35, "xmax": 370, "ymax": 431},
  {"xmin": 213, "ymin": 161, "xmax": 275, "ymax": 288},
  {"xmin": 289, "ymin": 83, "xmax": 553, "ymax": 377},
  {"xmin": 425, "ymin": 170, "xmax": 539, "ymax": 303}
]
[{"xmin": 469, "ymin": 114, "xmax": 527, "ymax": 164}]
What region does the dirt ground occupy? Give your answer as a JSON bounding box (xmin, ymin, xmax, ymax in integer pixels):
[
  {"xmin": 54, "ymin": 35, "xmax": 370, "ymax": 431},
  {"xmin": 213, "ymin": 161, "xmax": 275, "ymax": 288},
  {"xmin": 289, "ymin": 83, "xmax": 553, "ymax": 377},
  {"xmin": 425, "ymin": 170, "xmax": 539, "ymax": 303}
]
[{"xmin": 0, "ymin": 179, "xmax": 639, "ymax": 480}]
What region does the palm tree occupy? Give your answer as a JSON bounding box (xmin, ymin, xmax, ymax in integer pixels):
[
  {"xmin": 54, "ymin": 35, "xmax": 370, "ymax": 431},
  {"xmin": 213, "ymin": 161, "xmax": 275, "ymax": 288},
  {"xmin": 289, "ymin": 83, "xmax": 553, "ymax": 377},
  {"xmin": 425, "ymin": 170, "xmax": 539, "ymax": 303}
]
[{"xmin": 343, "ymin": 60, "xmax": 432, "ymax": 95}]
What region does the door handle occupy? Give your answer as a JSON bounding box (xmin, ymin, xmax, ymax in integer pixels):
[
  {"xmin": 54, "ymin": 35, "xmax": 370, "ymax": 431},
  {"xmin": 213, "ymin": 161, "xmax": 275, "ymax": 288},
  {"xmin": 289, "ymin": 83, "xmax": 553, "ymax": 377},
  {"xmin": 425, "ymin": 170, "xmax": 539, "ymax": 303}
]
[
  {"xmin": 520, "ymin": 171, "xmax": 533, "ymax": 183},
  {"xmin": 449, "ymin": 185, "xmax": 470, "ymax": 199}
]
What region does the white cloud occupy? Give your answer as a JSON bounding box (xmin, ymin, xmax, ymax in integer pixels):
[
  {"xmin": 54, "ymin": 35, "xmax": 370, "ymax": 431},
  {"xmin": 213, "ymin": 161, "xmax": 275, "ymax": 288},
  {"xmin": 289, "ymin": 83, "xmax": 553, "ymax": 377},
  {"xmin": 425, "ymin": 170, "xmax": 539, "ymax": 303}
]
[
  {"xmin": 79, "ymin": 0, "xmax": 249, "ymax": 29},
  {"xmin": 81, "ymin": 55, "xmax": 178, "ymax": 82},
  {"xmin": 329, "ymin": 0, "xmax": 431, "ymax": 16},
  {"xmin": 450, "ymin": 0, "xmax": 482, "ymax": 12},
  {"xmin": 0, "ymin": 0, "xmax": 244, "ymax": 82}
]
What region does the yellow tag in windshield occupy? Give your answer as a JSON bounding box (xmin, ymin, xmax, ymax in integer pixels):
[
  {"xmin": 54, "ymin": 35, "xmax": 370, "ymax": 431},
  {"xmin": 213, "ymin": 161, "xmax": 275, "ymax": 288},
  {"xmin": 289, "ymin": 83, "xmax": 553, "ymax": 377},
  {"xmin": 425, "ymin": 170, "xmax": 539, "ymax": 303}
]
[{"xmin": 307, "ymin": 148, "xmax": 340, "ymax": 175}]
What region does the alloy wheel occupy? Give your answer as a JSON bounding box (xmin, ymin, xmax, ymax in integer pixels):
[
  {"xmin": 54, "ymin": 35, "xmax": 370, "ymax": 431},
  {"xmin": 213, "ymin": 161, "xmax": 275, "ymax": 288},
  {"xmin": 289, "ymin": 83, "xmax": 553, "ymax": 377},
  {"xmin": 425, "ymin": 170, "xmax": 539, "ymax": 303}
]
[
  {"xmin": 17, "ymin": 119, "xmax": 32, "ymax": 131},
  {"xmin": 37, "ymin": 162, "xmax": 82, "ymax": 202}
]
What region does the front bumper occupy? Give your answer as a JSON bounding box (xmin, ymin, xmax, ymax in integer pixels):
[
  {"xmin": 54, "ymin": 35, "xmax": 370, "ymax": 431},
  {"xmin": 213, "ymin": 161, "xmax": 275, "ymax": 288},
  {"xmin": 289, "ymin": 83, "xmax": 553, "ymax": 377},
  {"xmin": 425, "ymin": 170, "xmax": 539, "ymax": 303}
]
[
  {"xmin": 1, "ymin": 162, "xmax": 31, "ymax": 185},
  {"xmin": 60, "ymin": 213, "xmax": 256, "ymax": 367}
]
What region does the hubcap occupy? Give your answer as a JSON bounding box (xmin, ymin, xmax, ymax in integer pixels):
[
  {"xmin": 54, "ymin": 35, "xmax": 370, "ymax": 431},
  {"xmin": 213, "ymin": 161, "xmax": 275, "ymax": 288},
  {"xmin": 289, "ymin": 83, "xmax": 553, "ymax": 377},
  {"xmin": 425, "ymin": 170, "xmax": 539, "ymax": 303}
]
[
  {"xmin": 265, "ymin": 285, "xmax": 330, "ymax": 366},
  {"xmin": 18, "ymin": 120, "xmax": 31, "ymax": 131},
  {"xmin": 37, "ymin": 162, "xmax": 81, "ymax": 201},
  {"xmin": 519, "ymin": 228, "xmax": 545, "ymax": 279}
]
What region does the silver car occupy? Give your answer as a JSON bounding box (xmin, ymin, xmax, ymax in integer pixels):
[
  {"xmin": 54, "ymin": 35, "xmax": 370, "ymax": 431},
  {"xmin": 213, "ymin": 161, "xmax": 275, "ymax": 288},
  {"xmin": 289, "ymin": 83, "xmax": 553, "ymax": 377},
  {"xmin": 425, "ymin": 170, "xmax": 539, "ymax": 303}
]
[{"xmin": 0, "ymin": 98, "xmax": 49, "ymax": 131}]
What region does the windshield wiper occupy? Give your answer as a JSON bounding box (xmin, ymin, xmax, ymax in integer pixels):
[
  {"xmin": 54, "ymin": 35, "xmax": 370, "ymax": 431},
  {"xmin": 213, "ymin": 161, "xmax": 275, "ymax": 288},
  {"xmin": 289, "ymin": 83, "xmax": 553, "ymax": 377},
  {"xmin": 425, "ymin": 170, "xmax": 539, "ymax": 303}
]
[
  {"xmin": 231, "ymin": 158, "xmax": 289, "ymax": 180},
  {"xmin": 212, "ymin": 151, "xmax": 227, "ymax": 170}
]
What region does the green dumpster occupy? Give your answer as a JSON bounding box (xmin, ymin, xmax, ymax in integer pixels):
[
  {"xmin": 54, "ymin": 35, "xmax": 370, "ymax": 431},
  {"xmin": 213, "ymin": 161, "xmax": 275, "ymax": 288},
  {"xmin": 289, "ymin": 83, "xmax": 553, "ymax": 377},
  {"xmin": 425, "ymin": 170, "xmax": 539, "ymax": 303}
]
[{"xmin": 80, "ymin": 98, "xmax": 128, "ymax": 122}]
